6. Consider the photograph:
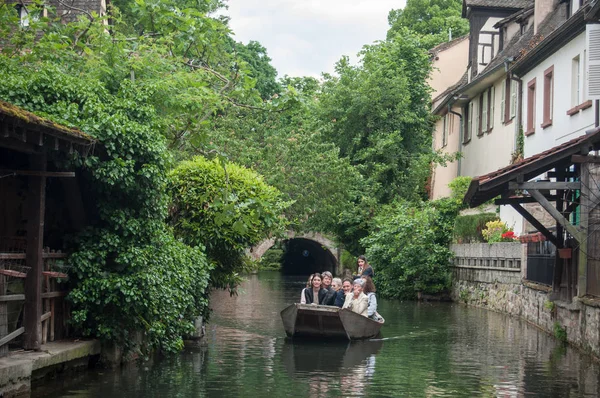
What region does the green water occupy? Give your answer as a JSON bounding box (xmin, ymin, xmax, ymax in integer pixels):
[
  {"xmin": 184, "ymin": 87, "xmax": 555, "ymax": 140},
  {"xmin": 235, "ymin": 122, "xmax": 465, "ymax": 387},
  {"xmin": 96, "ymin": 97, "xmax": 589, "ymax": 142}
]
[{"xmin": 36, "ymin": 271, "xmax": 600, "ymax": 397}]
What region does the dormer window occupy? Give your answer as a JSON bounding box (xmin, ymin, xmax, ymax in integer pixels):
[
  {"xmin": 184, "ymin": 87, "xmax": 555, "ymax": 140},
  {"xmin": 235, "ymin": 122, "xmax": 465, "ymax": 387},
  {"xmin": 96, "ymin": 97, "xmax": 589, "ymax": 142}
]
[{"xmin": 520, "ymin": 21, "xmax": 528, "ymax": 35}]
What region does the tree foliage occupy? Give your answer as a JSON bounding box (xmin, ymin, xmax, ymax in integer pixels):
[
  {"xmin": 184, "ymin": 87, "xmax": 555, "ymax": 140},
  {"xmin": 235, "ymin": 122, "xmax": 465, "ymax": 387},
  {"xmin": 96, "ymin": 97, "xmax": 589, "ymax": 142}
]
[
  {"xmin": 362, "ymin": 197, "xmax": 461, "ymax": 299},
  {"xmin": 318, "ymin": 32, "xmax": 435, "ymax": 205},
  {"xmin": 169, "ymin": 157, "xmax": 290, "ymax": 289},
  {"xmin": 387, "ymin": 0, "xmax": 469, "ymax": 49}
]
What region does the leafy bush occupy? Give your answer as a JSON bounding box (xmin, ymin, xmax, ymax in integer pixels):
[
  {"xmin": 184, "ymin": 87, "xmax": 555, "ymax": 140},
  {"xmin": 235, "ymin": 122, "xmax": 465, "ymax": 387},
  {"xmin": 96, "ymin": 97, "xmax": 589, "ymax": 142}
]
[
  {"xmin": 453, "ymin": 213, "xmax": 499, "ymax": 243},
  {"xmin": 361, "ymin": 198, "xmax": 461, "ymax": 299},
  {"xmin": 260, "ymin": 248, "xmax": 284, "ymax": 270},
  {"xmin": 169, "ymin": 157, "xmax": 289, "ymax": 289},
  {"xmin": 482, "ymin": 220, "xmax": 518, "ymax": 243},
  {"xmin": 70, "ymin": 232, "xmax": 211, "ymax": 354},
  {"xmin": 448, "ymin": 176, "xmax": 472, "ymax": 201},
  {"xmin": 0, "ymin": 17, "xmax": 220, "ymax": 354}
]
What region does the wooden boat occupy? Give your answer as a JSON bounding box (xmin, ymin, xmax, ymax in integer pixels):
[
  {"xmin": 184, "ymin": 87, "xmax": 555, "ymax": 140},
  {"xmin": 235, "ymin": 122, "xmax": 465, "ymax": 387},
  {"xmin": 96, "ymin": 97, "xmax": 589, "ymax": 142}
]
[{"xmin": 280, "ymin": 303, "xmax": 384, "ymax": 340}]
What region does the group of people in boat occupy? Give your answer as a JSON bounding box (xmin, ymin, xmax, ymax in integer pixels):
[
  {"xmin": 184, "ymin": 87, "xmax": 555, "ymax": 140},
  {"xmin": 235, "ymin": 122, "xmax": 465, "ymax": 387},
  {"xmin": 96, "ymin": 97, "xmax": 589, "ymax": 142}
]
[{"xmin": 299, "ymin": 255, "xmax": 382, "ymax": 322}]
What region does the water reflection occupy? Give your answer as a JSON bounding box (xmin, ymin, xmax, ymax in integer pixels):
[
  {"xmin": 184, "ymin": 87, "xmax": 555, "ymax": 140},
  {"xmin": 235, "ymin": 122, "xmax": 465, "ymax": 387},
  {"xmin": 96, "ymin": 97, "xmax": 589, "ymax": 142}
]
[
  {"xmin": 32, "ymin": 272, "xmax": 600, "ymax": 398},
  {"xmin": 282, "ymin": 340, "xmax": 382, "ymax": 397}
]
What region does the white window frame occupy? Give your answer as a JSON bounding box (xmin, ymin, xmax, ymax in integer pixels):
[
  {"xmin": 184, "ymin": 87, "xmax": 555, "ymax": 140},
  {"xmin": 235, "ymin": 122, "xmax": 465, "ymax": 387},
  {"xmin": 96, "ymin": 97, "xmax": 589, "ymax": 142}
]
[{"xmin": 572, "ymin": 55, "xmax": 581, "ymax": 107}]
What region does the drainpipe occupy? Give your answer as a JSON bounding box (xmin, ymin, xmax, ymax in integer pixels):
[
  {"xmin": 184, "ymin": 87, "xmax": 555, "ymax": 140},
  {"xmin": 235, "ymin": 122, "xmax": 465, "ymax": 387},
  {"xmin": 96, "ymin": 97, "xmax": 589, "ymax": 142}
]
[{"xmin": 448, "ymin": 104, "xmax": 463, "ymax": 176}]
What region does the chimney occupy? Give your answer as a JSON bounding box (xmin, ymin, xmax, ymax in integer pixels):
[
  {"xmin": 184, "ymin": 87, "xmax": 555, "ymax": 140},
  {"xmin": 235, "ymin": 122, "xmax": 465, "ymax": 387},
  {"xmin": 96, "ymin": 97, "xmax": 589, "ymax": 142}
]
[{"xmin": 534, "ymin": 0, "xmax": 559, "ymax": 34}]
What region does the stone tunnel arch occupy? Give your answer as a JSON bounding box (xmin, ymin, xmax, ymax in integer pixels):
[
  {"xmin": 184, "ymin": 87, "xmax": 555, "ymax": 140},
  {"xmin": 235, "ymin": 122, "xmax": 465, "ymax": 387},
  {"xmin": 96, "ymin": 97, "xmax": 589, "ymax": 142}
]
[{"xmin": 250, "ymin": 232, "xmax": 340, "ymax": 275}]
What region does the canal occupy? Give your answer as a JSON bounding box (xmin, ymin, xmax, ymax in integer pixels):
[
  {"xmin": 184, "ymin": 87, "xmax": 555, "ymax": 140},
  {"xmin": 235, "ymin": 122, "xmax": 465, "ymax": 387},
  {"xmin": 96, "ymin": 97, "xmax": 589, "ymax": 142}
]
[{"xmin": 35, "ymin": 271, "xmax": 600, "ymax": 397}]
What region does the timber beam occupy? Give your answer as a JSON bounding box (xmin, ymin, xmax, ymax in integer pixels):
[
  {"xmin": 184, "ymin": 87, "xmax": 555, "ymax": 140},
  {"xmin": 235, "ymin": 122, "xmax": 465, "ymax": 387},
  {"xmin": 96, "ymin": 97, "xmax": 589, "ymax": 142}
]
[
  {"xmin": 528, "ymin": 189, "xmax": 584, "ymax": 243},
  {"xmin": 496, "ymin": 195, "xmax": 558, "ymax": 205},
  {"xmin": 510, "ymin": 203, "xmax": 561, "ymax": 247},
  {"xmin": 508, "ymin": 181, "xmax": 581, "ymax": 191}
]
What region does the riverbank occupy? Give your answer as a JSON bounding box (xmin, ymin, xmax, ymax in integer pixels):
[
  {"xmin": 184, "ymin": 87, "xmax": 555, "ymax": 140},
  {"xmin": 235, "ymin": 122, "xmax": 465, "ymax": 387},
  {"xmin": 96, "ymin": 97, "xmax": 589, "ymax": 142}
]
[
  {"xmin": 0, "ymin": 340, "xmax": 100, "ymax": 397},
  {"xmin": 451, "ymin": 243, "xmax": 600, "ymax": 360}
]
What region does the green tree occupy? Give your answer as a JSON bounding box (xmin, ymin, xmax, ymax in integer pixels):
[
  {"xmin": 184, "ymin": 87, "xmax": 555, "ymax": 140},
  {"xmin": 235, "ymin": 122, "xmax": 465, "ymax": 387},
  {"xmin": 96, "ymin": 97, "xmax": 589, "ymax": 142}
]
[
  {"xmin": 387, "ymin": 0, "xmax": 469, "ymax": 49},
  {"xmin": 233, "ymin": 40, "xmax": 281, "ymax": 99},
  {"xmin": 169, "ymin": 157, "xmax": 290, "ymax": 289},
  {"xmin": 318, "ymin": 31, "xmax": 435, "ymax": 205}
]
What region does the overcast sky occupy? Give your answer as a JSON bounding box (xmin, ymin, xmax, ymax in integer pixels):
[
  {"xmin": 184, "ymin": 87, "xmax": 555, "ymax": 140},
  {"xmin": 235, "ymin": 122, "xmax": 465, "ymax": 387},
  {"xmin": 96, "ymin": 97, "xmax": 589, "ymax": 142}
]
[{"xmin": 222, "ymin": 0, "xmax": 407, "ymax": 79}]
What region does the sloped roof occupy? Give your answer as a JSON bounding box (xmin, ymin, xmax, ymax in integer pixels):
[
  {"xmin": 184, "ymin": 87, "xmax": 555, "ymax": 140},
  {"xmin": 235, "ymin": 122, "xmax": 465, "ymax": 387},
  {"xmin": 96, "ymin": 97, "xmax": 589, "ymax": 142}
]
[
  {"xmin": 464, "ymin": 128, "xmax": 600, "ymax": 207},
  {"xmin": 464, "ymin": 0, "xmax": 532, "ymax": 9},
  {"xmin": 463, "ymin": 0, "xmax": 532, "ymax": 17},
  {"xmin": 432, "ymin": 72, "xmax": 468, "ymax": 115},
  {"xmin": 511, "ymin": 5, "xmax": 585, "ymax": 75},
  {"xmin": 0, "ymin": 100, "xmax": 94, "ymax": 155},
  {"xmin": 494, "ymin": 5, "xmax": 534, "ymax": 28},
  {"xmin": 429, "ymin": 35, "xmax": 469, "ymax": 55}
]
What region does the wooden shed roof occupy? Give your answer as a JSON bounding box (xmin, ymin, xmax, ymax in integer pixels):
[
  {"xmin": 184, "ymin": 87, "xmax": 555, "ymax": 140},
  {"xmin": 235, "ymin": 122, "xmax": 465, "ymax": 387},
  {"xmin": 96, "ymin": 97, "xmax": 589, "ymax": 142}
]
[
  {"xmin": 0, "ymin": 100, "xmax": 95, "ymax": 155},
  {"xmin": 464, "ymin": 128, "xmax": 600, "ymax": 207}
]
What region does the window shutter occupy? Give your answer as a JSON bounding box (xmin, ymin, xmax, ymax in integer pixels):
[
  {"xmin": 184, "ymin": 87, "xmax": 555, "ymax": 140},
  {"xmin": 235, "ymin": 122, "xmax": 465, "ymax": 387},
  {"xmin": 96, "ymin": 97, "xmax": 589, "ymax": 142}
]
[
  {"xmin": 500, "ymin": 81, "xmax": 505, "ymax": 123},
  {"xmin": 490, "ymin": 86, "xmax": 495, "ymax": 130},
  {"xmin": 587, "ymin": 24, "xmax": 600, "ymax": 99}
]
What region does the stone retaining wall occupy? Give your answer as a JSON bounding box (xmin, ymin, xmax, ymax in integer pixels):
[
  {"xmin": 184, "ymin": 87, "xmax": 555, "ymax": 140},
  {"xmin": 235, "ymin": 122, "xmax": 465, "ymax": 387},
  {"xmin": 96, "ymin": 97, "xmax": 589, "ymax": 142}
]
[{"xmin": 451, "ymin": 243, "xmax": 600, "ymax": 359}]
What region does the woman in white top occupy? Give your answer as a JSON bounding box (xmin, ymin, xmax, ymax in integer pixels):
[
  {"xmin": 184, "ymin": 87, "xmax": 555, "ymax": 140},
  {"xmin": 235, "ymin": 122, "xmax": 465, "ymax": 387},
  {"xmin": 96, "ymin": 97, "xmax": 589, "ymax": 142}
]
[{"xmin": 342, "ymin": 278, "xmax": 368, "ymax": 317}]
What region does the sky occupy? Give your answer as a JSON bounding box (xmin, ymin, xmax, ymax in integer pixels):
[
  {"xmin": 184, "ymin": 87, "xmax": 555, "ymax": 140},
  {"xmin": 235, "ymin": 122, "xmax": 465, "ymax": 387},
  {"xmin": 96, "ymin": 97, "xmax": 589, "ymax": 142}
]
[{"xmin": 222, "ymin": 0, "xmax": 407, "ymax": 79}]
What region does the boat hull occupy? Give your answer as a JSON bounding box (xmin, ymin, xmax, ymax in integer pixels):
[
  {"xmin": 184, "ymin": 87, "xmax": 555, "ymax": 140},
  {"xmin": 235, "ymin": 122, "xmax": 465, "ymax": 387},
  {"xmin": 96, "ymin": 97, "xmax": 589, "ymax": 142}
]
[{"xmin": 280, "ymin": 303, "xmax": 383, "ymax": 340}]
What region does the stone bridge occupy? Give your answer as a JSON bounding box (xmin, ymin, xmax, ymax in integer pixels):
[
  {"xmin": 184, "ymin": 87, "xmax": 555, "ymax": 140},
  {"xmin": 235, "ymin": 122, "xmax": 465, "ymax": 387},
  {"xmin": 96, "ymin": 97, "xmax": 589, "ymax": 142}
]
[{"xmin": 250, "ymin": 231, "xmax": 341, "ymax": 275}]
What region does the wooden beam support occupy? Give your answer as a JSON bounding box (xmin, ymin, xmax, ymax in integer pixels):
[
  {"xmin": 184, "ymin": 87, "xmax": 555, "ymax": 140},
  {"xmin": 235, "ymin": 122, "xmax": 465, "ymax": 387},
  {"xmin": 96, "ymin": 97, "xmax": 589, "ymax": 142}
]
[
  {"xmin": 23, "ymin": 154, "xmax": 47, "ymax": 351},
  {"xmin": 0, "ymin": 327, "xmax": 24, "ymax": 348},
  {"xmin": 547, "ymin": 171, "xmax": 577, "ymax": 178},
  {"xmin": 41, "ymin": 291, "xmax": 67, "ymax": 299},
  {"xmin": 572, "ymin": 155, "xmax": 600, "ymax": 164},
  {"xmin": 0, "ymin": 294, "xmax": 25, "ymax": 302},
  {"xmin": 496, "ymin": 195, "xmax": 558, "ymax": 205},
  {"xmin": 578, "ymin": 163, "xmax": 590, "ymax": 297},
  {"xmin": 509, "ymin": 181, "xmax": 581, "ymax": 191},
  {"xmin": 0, "ymin": 169, "xmax": 75, "ymax": 178},
  {"xmin": 528, "ymin": 189, "xmax": 584, "ymax": 242},
  {"xmin": 510, "ymin": 203, "xmax": 561, "ymax": 247}
]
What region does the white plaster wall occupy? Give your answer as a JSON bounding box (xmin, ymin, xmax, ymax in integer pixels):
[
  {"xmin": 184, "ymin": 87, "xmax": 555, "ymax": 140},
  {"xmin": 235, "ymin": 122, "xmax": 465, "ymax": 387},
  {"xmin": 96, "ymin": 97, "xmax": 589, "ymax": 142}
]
[
  {"xmin": 460, "ymin": 77, "xmax": 515, "ymax": 178},
  {"xmin": 521, "ymin": 33, "xmax": 595, "ymax": 158},
  {"xmin": 500, "ymin": 205, "xmax": 524, "ymax": 235},
  {"xmin": 431, "ymin": 108, "xmax": 461, "ymax": 199},
  {"xmin": 430, "ymin": 38, "xmax": 469, "ymax": 99},
  {"xmin": 506, "ymin": 22, "xmax": 520, "ymax": 44}
]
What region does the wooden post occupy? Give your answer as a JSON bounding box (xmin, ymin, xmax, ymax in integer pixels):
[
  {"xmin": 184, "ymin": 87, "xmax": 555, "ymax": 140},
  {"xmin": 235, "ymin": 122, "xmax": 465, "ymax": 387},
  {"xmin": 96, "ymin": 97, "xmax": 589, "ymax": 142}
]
[
  {"xmin": 23, "ymin": 154, "xmax": 46, "ymax": 351},
  {"xmin": 556, "ymin": 168, "xmax": 566, "ymax": 299},
  {"xmin": 578, "ymin": 163, "xmax": 590, "ymax": 297},
  {"xmin": 0, "ymin": 265, "xmax": 6, "ymax": 357}
]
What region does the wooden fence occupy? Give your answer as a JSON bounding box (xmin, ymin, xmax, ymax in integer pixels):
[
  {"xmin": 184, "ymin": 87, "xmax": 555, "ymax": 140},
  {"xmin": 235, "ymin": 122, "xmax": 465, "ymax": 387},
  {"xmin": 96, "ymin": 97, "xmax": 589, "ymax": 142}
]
[{"xmin": 0, "ymin": 249, "xmax": 71, "ymax": 357}]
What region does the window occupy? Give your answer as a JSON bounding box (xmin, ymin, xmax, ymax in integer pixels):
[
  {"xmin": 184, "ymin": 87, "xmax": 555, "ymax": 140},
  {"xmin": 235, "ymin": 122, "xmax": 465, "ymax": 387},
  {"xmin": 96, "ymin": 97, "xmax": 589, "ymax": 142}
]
[
  {"xmin": 542, "ymin": 65, "xmax": 554, "ymax": 128},
  {"xmin": 510, "ymin": 79, "xmax": 518, "ymax": 120},
  {"xmin": 526, "ymin": 78, "xmax": 536, "ymax": 135},
  {"xmin": 571, "ymin": 56, "xmax": 581, "ymax": 108},
  {"xmin": 442, "ymin": 115, "xmax": 448, "ymax": 148}
]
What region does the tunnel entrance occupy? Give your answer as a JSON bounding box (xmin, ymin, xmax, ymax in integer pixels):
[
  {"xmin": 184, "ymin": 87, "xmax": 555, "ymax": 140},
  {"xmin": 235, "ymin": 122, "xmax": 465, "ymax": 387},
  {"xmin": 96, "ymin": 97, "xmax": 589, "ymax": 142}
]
[{"xmin": 281, "ymin": 238, "xmax": 337, "ymax": 275}]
